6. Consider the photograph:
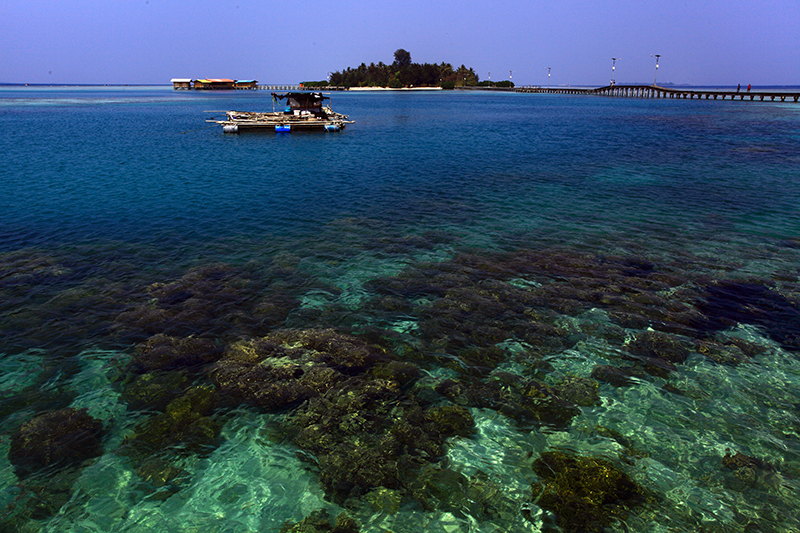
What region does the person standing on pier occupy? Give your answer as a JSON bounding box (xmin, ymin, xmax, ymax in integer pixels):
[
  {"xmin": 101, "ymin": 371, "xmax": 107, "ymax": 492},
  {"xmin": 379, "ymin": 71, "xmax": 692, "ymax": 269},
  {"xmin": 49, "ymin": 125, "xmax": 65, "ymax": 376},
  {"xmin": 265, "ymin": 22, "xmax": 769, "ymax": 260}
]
[
  {"xmin": 737, "ymin": 84, "xmax": 741, "ymax": 92},
  {"xmin": 747, "ymin": 84, "xmax": 751, "ymax": 92}
]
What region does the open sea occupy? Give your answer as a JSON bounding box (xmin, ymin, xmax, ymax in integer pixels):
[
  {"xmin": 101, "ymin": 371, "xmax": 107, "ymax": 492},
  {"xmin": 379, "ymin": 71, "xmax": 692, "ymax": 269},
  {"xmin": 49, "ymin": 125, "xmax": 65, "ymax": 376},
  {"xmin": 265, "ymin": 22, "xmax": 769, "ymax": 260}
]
[{"xmin": 1, "ymin": 85, "xmax": 800, "ymax": 532}]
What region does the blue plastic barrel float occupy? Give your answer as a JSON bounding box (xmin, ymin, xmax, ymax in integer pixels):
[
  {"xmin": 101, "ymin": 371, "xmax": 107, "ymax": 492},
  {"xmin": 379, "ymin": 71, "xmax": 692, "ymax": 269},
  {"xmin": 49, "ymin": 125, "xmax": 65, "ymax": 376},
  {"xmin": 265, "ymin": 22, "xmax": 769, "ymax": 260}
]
[
  {"xmin": 324, "ymin": 124, "xmax": 341, "ymax": 132},
  {"xmin": 275, "ymin": 124, "xmax": 291, "ymax": 132}
]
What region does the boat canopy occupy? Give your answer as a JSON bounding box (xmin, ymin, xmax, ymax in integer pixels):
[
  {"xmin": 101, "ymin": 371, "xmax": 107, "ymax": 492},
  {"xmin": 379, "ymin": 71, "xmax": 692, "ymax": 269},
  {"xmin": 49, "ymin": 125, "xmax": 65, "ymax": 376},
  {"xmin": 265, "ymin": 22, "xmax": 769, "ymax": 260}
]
[{"xmin": 273, "ymin": 92, "xmax": 329, "ymax": 111}]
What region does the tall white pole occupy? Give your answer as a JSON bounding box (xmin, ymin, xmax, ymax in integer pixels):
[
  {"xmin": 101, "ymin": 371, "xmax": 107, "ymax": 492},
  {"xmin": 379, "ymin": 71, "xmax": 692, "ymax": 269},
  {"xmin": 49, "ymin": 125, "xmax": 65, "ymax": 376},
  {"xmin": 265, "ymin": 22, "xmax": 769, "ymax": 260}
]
[
  {"xmin": 611, "ymin": 58, "xmax": 620, "ymax": 86},
  {"xmin": 651, "ymin": 54, "xmax": 661, "ymax": 86}
]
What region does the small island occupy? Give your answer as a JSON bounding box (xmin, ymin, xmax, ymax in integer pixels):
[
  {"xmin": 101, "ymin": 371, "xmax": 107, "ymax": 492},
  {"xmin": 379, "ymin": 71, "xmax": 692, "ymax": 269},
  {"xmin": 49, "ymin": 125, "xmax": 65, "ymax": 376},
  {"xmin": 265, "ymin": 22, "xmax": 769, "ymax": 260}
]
[{"xmin": 303, "ymin": 49, "xmax": 513, "ymax": 90}]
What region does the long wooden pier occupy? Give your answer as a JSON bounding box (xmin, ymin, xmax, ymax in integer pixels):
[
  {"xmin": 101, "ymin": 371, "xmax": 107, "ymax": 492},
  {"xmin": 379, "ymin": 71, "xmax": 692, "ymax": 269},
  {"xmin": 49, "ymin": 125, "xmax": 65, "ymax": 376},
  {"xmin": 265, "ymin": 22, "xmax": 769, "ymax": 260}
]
[
  {"xmin": 255, "ymin": 85, "xmax": 349, "ymax": 91},
  {"xmin": 515, "ymin": 85, "xmax": 800, "ymax": 102},
  {"xmin": 256, "ymin": 85, "xmax": 302, "ymax": 91}
]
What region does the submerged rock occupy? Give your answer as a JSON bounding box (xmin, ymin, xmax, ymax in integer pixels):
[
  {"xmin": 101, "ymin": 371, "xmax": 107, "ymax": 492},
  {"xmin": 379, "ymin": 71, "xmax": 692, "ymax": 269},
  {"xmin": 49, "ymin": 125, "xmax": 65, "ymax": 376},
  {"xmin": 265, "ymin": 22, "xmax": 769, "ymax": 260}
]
[
  {"xmin": 530, "ymin": 450, "xmax": 647, "ymax": 533},
  {"xmin": 8, "ymin": 407, "xmax": 105, "ymax": 479},
  {"xmin": 211, "ymin": 339, "xmax": 324, "ymax": 410},
  {"xmin": 119, "ymin": 385, "xmax": 220, "ymax": 459},
  {"xmin": 364, "ymin": 487, "xmax": 403, "ymax": 514},
  {"xmin": 694, "ymin": 279, "xmax": 800, "ymax": 352},
  {"xmin": 722, "ymin": 450, "xmax": 779, "ymax": 490},
  {"xmin": 0, "ymin": 250, "xmax": 70, "ymax": 286},
  {"xmin": 410, "ymin": 466, "xmax": 515, "ymax": 522},
  {"xmin": 434, "ymin": 376, "xmax": 581, "ymax": 429},
  {"xmin": 627, "ymin": 330, "xmax": 689, "ymax": 364},
  {"xmin": 368, "ymin": 360, "xmax": 421, "ymax": 387},
  {"xmin": 210, "ymin": 328, "xmax": 390, "ymax": 412},
  {"xmin": 279, "ymin": 508, "xmax": 359, "ymax": 533},
  {"xmin": 136, "ymin": 455, "xmax": 188, "ymax": 488},
  {"xmin": 212, "ymin": 340, "xmax": 341, "ymax": 411},
  {"xmin": 131, "ymin": 334, "xmax": 222, "ymax": 372},
  {"xmin": 552, "ymin": 375, "xmax": 601, "ymax": 407},
  {"xmin": 590, "ymin": 364, "xmax": 646, "ymax": 387},
  {"xmin": 290, "ymin": 377, "xmax": 475, "ymax": 504},
  {"xmin": 0, "ymin": 468, "xmax": 82, "ymax": 523},
  {"xmin": 695, "ymin": 339, "xmax": 749, "ymax": 365},
  {"xmin": 208, "ymin": 327, "xmax": 474, "ymax": 505},
  {"xmin": 115, "ymin": 263, "xmax": 273, "ymax": 340},
  {"xmin": 522, "ymin": 380, "xmax": 584, "ymax": 427},
  {"xmin": 263, "ymin": 328, "xmax": 376, "ymax": 370},
  {"xmin": 120, "ymin": 370, "xmax": 190, "ymax": 411},
  {"xmin": 723, "ymin": 336, "xmax": 769, "ymax": 357}
]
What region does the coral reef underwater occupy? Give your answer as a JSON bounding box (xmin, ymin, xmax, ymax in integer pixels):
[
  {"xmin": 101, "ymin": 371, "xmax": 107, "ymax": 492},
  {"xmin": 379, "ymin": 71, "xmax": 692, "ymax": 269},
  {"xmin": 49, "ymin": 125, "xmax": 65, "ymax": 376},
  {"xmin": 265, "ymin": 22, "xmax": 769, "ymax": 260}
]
[{"xmin": 1, "ymin": 241, "xmax": 799, "ymax": 532}]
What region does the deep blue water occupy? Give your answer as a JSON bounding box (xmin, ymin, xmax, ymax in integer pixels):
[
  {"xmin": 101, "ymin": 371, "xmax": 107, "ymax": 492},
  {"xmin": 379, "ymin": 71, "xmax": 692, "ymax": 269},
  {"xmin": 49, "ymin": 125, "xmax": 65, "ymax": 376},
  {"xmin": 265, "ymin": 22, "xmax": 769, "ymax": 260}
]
[
  {"xmin": 1, "ymin": 86, "xmax": 800, "ymax": 532},
  {"xmin": 4, "ymin": 87, "xmax": 798, "ymax": 251}
]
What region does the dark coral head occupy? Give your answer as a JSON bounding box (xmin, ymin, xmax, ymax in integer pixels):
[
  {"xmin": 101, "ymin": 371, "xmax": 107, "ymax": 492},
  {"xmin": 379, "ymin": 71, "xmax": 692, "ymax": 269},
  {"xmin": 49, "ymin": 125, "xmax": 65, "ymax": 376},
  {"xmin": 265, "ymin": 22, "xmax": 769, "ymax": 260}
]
[
  {"xmin": 8, "ymin": 407, "xmax": 105, "ymax": 479},
  {"xmin": 531, "ymin": 451, "xmax": 646, "ymax": 532}
]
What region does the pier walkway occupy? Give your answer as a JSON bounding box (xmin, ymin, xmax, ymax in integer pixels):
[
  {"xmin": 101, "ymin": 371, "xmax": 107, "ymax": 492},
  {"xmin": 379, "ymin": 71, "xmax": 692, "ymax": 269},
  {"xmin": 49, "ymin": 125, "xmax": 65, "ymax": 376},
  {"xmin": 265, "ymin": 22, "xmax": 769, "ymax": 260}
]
[
  {"xmin": 255, "ymin": 85, "xmax": 349, "ymax": 91},
  {"xmin": 256, "ymin": 85, "xmax": 302, "ymax": 91},
  {"xmin": 515, "ymin": 85, "xmax": 800, "ymax": 102}
]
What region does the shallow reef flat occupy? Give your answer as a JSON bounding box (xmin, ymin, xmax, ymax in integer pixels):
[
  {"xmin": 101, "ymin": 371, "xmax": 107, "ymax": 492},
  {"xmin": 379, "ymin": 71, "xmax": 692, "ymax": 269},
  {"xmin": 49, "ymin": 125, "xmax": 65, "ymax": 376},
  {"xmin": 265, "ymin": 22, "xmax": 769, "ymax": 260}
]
[{"xmin": 1, "ymin": 233, "xmax": 800, "ymax": 533}]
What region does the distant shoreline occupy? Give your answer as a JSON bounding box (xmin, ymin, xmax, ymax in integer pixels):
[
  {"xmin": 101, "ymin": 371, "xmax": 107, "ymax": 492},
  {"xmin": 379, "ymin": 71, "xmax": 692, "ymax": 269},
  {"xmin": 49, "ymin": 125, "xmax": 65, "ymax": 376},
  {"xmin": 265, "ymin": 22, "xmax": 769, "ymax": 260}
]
[{"xmin": 347, "ymin": 86, "xmax": 443, "ymax": 91}]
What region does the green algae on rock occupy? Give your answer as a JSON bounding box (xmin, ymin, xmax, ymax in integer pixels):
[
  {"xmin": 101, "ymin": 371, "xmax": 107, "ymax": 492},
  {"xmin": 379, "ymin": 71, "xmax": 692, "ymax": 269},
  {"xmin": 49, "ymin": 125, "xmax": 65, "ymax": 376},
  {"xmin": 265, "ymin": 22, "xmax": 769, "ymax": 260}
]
[
  {"xmin": 289, "ymin": 377, "xmax": 475, "ymax": 505},
  {"xmin": 119, "ymin": 385, "xmax": 220, "ymax": 459},
  {"xmin": 130, "ymin": 334, "xmax": 222, "ymax": 373},
  {"xmin": 435, "ymin": 376, "xmax": 581, "ymax": 429},
  {"xmin": 210, "ymin": 330, "xmax": 377, "ymax": 411},
  {"xmin": 119, "ymin": 369, "xmax": 191, "ymax": 411},
  {"xmin": 552, "ymin": 375, "xmax": 601, "ymax": 407},
  {"xmin": 530, "ymin": 450, "xmax": 647, "ymax": 533},
  {"xmin": 8, "ymin": 407, "xmax": 105, "ymax": 479},
  {"xmin": 279, "ymin": 508, "xmax": 360, "ymax": 533},
  {"xmin": 627, "ymin": 330, "xmax": 690, "ymax": 364}
]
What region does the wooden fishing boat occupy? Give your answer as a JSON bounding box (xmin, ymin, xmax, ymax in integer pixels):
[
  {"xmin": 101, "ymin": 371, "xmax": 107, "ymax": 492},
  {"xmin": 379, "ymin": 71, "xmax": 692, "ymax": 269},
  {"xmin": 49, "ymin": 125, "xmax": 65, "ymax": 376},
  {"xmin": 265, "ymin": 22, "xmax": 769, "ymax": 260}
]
[{"xmin": 209, "ymin": 92, "xmax": 353, "ymax": 133}]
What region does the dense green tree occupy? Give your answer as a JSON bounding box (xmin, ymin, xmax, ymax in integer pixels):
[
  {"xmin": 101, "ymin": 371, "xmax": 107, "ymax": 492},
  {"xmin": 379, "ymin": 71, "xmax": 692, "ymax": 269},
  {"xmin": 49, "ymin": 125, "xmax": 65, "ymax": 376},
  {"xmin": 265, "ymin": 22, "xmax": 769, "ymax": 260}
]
[
  {"xmin": 455, "ymin": 65, "xmax": 479, "ymax": 86},
  {"xmin": 393, "ymin": 49, "xmax": 412, "ymax": 68},
  {"xmin": 327, "ymin": 51, "xmax": 479, "ymax": 88}
]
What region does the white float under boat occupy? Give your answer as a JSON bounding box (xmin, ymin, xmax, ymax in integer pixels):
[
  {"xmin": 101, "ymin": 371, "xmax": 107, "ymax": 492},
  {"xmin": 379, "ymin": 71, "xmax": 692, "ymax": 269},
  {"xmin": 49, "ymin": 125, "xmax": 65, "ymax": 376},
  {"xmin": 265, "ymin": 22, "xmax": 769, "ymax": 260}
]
[{"xmin": 209, "ymin": 92, "xmax": 353, "ymax": 133}]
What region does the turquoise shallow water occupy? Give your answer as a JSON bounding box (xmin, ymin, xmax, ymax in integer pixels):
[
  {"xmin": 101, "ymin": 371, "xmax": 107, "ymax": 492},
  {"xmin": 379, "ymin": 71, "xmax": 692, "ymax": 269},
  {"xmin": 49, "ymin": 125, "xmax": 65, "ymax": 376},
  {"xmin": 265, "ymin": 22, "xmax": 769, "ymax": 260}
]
[{"xmin": 1, "ymin": 86, "xmax": 800, "ymax": 532}]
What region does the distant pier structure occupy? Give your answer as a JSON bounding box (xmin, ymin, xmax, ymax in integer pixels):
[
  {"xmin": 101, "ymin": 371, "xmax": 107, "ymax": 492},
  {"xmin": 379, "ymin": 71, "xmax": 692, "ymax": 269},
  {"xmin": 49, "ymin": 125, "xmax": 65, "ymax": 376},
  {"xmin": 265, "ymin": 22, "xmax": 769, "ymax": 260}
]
[
  {"xmin": 257, "ymin": 85, "xmax": 303, "ymax": 91},
  {"xmin": 256, "ymin": 85, "xmax": 348, "ymax": 91},
  {"xmin": 515, "ymin": 84, "xmax": 800, "ymax": 103},
  {"xmin": 171, "ymin": 78, "xmax": 192, "ymax": 90},
  {"xmin": 171, "ymin": 79, "xmax": 259, "ymax": 90},
  {"xmin": 171, "ymin": 79, "xmax": 351, "ymax": 91}
]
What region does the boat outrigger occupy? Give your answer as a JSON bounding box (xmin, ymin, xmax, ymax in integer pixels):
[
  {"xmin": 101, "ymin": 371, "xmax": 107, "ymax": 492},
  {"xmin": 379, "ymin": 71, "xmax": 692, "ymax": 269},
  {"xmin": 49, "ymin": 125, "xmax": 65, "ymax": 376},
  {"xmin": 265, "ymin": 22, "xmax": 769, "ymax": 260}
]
[{"xmin": 209, "ymin": 92, "xmax": 354, "ymax": 133}]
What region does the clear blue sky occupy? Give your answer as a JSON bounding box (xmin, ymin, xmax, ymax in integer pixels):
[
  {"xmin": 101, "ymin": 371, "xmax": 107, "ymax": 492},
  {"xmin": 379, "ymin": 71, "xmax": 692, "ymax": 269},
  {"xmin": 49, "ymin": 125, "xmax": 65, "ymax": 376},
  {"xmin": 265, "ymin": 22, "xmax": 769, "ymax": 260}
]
[{"xmin": 2, "ymin": 0, "xmax": 798, "ymax": 86}]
